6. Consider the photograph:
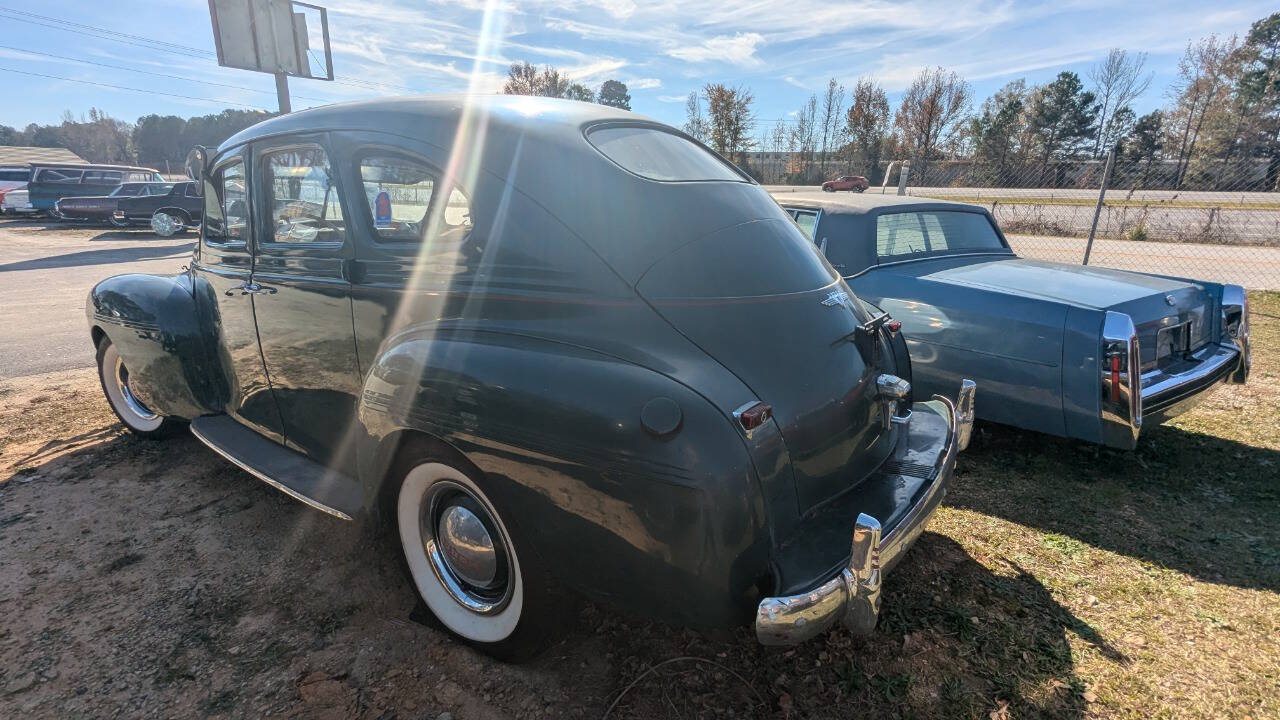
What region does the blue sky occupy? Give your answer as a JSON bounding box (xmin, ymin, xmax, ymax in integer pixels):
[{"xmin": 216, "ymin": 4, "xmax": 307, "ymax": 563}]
[{"xmin": 0, "ymin": 0, "xmax": 1275, "ymax": 134}]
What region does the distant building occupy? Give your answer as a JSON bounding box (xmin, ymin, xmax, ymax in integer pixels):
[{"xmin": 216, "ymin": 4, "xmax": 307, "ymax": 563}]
[{"xmin": 0, "ymin": 146, "xmax": 87, "ymax": 166}]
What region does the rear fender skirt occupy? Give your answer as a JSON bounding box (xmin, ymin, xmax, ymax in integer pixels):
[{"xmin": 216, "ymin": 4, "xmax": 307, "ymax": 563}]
[
  {"xmin": 358, "ymin": 329, "xmax": 772, "ymax": 627},
  {"xmin": 85, "ymin": 272, "xmax": 223, "ymax": 419}
]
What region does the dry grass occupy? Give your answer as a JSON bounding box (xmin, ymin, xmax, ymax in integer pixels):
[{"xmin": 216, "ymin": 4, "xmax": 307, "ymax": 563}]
[{"xmin": 0, "ymin": 296, "xmax": 1276, "ymax": 719}]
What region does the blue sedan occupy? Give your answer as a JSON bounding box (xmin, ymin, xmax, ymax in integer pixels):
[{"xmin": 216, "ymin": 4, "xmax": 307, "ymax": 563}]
[{"xmin": 774, "ymin": 191, "xmax": 1250, "ymax": 450}]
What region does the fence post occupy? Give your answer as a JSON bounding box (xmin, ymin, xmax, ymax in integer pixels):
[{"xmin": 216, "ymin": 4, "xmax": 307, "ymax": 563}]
[
  {"xmin": 896, "ymin": 160, "xmax": 911, "ymax": 196},
  {"xmin": 1082, "ymin": 148, "xmax": 1116, "ymax": 266}
]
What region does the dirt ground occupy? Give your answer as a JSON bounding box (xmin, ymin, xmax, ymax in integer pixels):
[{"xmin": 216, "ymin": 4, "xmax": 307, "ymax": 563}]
[{"xmin": 1, "ymin": 296, "xmax": 1278, "ymax": 719}]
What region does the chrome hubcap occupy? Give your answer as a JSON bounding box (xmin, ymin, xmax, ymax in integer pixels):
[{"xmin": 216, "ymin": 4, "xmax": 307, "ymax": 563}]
[
  {"xmin": 151, "ymin": 212, "xmax": 180, "ymax": 236},
  {"xmin": 438, "ymin": 506, "xmax": 498, "ymax": 587},
  {"xmin": 114, "ymin": 356, "xmax": 158, "ymax": 421},
  {"xmin": 420, "ymin": 481, "xmax": 512, "ymax": 614}
]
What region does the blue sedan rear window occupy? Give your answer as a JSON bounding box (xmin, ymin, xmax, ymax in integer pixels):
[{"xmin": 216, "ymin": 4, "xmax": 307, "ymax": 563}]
[{"xmin": 876, "ymin": 211, "xmax": 1005, "ymax": 260}]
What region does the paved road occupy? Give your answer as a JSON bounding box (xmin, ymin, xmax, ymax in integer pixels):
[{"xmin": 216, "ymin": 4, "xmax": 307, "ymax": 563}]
[{"xmin": 0, "ymin": 220, "xmax": 193, "ymax": 380}]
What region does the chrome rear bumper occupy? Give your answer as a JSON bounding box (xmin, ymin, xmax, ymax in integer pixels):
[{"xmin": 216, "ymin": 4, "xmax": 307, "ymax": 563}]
[{"xmin": 754, "ymin": 380, "xmax": 973, "ymax": 646}]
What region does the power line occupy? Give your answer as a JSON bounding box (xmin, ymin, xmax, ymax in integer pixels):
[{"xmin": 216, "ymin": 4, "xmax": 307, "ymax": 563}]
[
  {"xmin": 0, "ymin": 66, "xmax": 270, "ymax": 110},
  {"xmin": 0, "ymin": 43, "xmax": 331, "ymax": 102},
  {"xmin": 0, "ymin": 6, "xmax": 215, "ymax": 58},
  {"xmin": 0, "ymin": 5, "xmax": 423, "ymax": 96}
]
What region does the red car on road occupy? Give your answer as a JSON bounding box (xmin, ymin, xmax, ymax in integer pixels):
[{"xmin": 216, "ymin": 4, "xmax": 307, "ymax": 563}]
[{"xmin": 821, "ymin": 175, "xmax": 869, "ymax": 192}]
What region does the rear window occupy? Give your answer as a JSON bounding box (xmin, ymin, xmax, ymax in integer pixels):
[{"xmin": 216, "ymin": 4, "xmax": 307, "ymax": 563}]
[
  {"xmin": 875, "ymin": 211, "xmax": 1005, "ymax": 260},
  {"xmin": 637, "ymin": 218, "xmax": 835, "ymax": 298},
  {"xmin": 0, "ymin": 170, "xmax": 28, "ymax": 182},
  {"xmin": 37, "ymin": 168, "xmax": 83, "ymax": 184},
  {"xmin": 587, "ymin": 126, "xmax": 743, "ymax": 182}
]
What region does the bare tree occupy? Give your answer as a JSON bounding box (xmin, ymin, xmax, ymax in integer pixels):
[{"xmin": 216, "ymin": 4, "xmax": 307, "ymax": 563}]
[
  {"xmin": 894, "ymin": 67, "xmax": 971, "ymax": 175},
  {"xmin": 1167, "ymin": 35, "xmax": 1240, "ymax": 187},
  {"xmin": 683, "ymin": 91, "xmax": 708, "ymax": 143},
  {"xmin": 1089, "ymin": 49, "xmax": 1153, "ymax": 157},
  {"xmin": 845, "ymin": 78, "xmax": 891, "ymax": 183},
  {"xmin": 817, "ymin": 78, "xmax": 847, "ymax": 176},
  {"xmin": 502, "ymin": 62, "xmax": 573, "ymax": 98},
  {"xmin": 790, "ymin": 95, "xmax": 819, "ymax": 181}
]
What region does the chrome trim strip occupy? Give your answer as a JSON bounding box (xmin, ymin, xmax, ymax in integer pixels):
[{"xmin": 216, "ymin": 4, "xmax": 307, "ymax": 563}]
[
  {"xmin": 1221, "ymin": 284, "xmax": 1250, "ymax": 384},
  {"xmin": 189, "ymin": 421, "xmax": 353, "ymax": 521},
  {"xmin": 755, "ymin": 383, "xmax": 966, "ymax": 646}
]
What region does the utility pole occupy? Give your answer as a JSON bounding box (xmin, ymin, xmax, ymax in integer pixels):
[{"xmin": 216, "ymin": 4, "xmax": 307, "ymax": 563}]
[
  {"xmin": 1083, "ymin": 147, "xmax": 1116, "ymax": 266},
  {"xmin": 275, "ymin": 72, "xmax": 291, "ymax": 114}
]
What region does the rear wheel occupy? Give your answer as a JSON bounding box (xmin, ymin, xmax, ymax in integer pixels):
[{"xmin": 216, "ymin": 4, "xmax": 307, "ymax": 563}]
[
  {"xmin": 151, "ymin": 210, "xmax": 187, "ymax": 237},
  {"xmin": 96, "ymin": 337, "xmax": 181, "ymax": 438},
  {"xmin": 393, "ymin": 455, "xmax": 559, "ymax": 662}
]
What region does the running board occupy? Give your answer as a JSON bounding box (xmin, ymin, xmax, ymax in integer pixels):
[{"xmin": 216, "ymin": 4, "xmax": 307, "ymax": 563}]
[{"xmin": 190, "ymin": 415, "xmax": 362, "ymax": 521}]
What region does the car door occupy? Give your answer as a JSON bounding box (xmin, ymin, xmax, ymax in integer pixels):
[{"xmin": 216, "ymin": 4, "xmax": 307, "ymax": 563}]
[
  {"xmin": 248, "ymin": 136, "xmax": 364, "ymax": 474},
  {"xmin": 192, "ymin": 151, "xmax": 286, "ymax": 441}
]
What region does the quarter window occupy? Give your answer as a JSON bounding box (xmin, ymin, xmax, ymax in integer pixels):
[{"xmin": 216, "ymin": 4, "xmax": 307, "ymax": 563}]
[
  {"xmin": 791, "ymin": 210, "xmax": 818, "ymax": 240},
  {"xmin": 587, "ymin": 126, "xmax": 744, "ymax": 182},
  {"xmin": 263, "ymin": 147, "xmax": 345, "ymax": 244}
]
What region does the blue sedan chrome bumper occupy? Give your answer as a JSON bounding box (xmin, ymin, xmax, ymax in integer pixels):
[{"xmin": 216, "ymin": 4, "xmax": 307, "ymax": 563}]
[{"xmin": 754, "ymin": 379, "xmax": 974, "ymax": 646}]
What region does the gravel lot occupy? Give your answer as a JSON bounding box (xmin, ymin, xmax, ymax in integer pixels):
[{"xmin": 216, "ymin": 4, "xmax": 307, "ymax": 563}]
[{"xmin": 0, "ymin": 223, "xmax": 1277, "ymax": 719}]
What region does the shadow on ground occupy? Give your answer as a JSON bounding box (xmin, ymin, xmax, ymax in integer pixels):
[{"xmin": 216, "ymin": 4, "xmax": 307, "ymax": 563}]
[
  {"xmin": 951, "ymin": 420, "xmax": 1280, "ymax": 593},
  {"xmin": 0, "ymin": 243, "xmax": 192, "ymax": 272}
]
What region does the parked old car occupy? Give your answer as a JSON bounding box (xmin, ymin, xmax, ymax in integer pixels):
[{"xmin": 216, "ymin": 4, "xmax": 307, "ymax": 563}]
[
  {"xmin": 822, "ymin": 175, "xmax": 870, "ymax": 192},
  {"xmin": 0, "ymin": 165, "xmax": 29, "ymax": 196},
  {"xmin": 86, "ymin": 96, "xmax": 974, "ymax": 661},
  {"xmin": 774, "ymin": 191, "xmax": 1250, "ymax": 450},
  {"xmin": 28, "ymin": 163, "xmax": 163, "ymax": 217},
  {"xmin": 0, "ymin": 186, "xmax": 34, "ymax": 216},
  {"xmin": 54, "ymin": 182, "xmax": 173, "ymax": 224},
  {"xmin": 112, "ymin": 180, "xmax": 203, "ymax": 236}
]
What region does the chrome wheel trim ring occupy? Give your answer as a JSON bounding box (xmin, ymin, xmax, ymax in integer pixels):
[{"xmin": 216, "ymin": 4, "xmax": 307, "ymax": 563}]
[
  {"xmin": 100, "ymin": 344, "xmax": 163, "ymax": 432},
  {"xmin": 397, "ymin": 463, "xmax": 524, "ymax": 643},
  {"xmin": 151, "ymin": 212, "xmax": 180, "ymax": 237}
]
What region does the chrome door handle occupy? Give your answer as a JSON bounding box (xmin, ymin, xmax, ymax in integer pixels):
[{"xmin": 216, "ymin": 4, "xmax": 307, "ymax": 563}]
[{"xmin": 225, "ymin": 282, "xmax": 277, "ymax": 296}]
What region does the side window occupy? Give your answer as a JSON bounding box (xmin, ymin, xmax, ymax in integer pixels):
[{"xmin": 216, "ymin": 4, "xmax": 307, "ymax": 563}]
[
  {"xmin": 356, "ymin": 153, "xmax": 472, "ymax": 243},
  {"xmin": 263, "ymin": 146, "xmax": 345, "ymax": 244},
  {"xmin": 99, "ymin": 171, "xmax": 123, "ymax": 184},
  {"xmin": 185, "ymin": 183, "xmax": 200, "ymax": 198},
  {"xmin": 792, "ymin": 210, "xmax": 818, "ymax": 241},
  {"xmin": 39, "ymin": 168, "xmax": 83, "ymax": 184},
  {"xmin": 203, "ymin": 160, "xmax": 247, "ymax": 245}
]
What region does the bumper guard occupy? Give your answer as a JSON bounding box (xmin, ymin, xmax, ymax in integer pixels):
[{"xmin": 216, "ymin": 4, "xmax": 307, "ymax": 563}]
[{"xmin": 754, "ymin": 379, "xmax": 974, "ymax": 646}]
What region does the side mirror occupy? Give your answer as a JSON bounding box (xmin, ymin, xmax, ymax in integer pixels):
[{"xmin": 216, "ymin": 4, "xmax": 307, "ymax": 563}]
[{"xmin": 185, "ymin": 146, "xmax": 208, "ymax": 186}]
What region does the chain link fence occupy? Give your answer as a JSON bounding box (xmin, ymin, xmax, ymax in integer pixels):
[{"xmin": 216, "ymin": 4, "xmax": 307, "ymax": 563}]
[
  {"xmin": 759, "ymin": 155, "xmax": 1280, "ymax": 289},
  {"xmin": 896, "ymin": 156, "xmax": 1280, "ymax": 290}
]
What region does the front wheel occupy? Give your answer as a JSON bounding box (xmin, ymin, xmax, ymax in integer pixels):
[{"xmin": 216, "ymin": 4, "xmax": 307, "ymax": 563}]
[
  {"xmin": 394, "ymin": 457, "xmax": 558, "ymax": 662},
  {"xmin": 96, "ymin": 337, "xmax": 182, "ymax": 438},
  {"xmin": 822, "ymin": 185, "xmax": 835, "ymax": 192}
]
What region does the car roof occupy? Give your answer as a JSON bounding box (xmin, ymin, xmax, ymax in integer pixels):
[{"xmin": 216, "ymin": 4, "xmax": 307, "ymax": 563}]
[
  {"xmin": 770, "ymin": 189, "xmax": 984, "ymax": 215},
  {"xmin": 218, "ymin": 94, "xmax": 642, "ymax": 154},
  {"xmin": 32, "ymin": 162, "xmax": 160, "ymax": 173}
]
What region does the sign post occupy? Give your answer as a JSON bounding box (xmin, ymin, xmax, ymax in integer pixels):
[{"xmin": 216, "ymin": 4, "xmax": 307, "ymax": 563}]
[{"xmin": 206, "ymin": 0, "xmax": 333, "ymax": 114}]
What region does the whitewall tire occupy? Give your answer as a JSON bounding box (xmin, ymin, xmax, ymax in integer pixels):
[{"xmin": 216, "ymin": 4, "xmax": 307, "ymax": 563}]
[{"xmin": 96, "ymin": 337, "xmax": 180, "ymax": 438}]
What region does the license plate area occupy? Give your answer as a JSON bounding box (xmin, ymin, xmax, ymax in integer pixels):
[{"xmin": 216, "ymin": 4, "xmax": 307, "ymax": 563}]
[{"xmin": 1155, "ymin": 321, "xmax": 1192, "ymax": 368}]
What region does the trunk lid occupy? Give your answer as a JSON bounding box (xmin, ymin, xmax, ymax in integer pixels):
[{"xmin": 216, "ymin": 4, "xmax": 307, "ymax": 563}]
[
  {"xmin": 637, "ymin": 218, "xmax": 897, "ymax": 513},
  {"xmin": 926, "ymin": 257, "xmax": 1212, "ymax": 371}
]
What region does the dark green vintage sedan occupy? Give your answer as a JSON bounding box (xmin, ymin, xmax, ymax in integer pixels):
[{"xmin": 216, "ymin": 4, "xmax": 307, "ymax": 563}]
[{"xmin": 85, "ymin": 96, "xmax": 974, "ymax": 661}]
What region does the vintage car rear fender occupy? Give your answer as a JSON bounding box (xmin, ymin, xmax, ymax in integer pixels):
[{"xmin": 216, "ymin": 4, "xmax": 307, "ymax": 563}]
[
  {"xmin": 86, "ymin": 272, "xmax": 223, "ymax": 419},
  {"xmin": 358, "ymin": 329, "xmax": 774, "ymax": 627}
]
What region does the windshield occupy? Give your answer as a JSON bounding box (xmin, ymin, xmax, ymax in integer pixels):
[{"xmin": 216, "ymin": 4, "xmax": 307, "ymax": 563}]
[
  {"xmin": 875, "ymin": 211, "xmax": 1006, "ymax": 260},
  {"xmin": 587, "ymin": 125, "xmax": 744, "ymax": 182}
]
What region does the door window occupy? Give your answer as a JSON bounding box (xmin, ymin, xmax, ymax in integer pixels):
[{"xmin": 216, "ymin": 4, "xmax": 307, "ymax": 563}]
[
  {"xmin": 203, "ymin": 160, "xmax": 248, "ymax": 246},
  {"xmin": 263, "ymin": 147, "xmax": 345, "ymax": 244}
]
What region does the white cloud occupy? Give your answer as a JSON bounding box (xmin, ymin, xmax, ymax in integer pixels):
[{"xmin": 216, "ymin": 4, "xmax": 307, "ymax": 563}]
[
  {"xmin": 667, "ymin": 32, "xmax": 764, "ymax": 66},
  {"xmin": 657, "ymin": 94, "xmax": 686, "ymax": 103},
  {"xmin": 627, "ymin": 77, "xmax": 662, "ymax": 90}
]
